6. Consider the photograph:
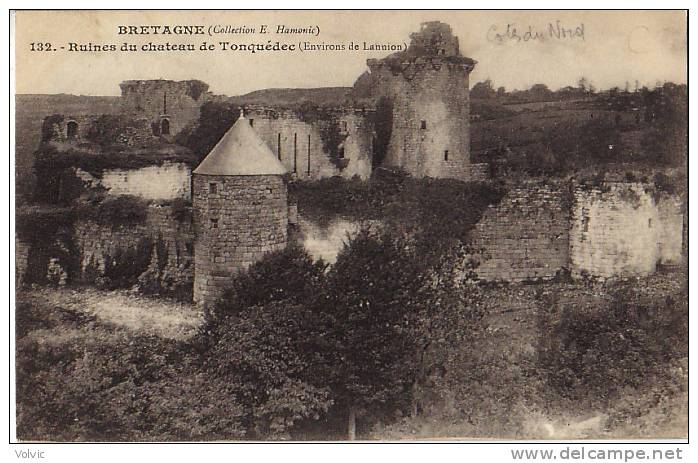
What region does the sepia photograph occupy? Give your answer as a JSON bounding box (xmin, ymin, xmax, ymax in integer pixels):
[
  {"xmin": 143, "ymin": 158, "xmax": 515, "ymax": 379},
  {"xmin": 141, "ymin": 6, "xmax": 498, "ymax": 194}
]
[{"xmin": 10, "ymin": 8, "xmax": 688, "ymax": 446}]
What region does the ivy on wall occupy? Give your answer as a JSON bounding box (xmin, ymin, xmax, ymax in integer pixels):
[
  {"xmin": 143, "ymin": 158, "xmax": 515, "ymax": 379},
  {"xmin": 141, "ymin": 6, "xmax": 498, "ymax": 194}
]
[{"xmin": 295, "ymin": 102, "xmax": 350, "ymax": 170}]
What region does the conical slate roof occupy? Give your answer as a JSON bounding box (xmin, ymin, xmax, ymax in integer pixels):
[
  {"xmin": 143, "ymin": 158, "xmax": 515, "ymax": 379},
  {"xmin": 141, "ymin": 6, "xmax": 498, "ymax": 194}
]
[{"xmin": 193, "ymin": 112, "xmax": 286, "ymax": 176}]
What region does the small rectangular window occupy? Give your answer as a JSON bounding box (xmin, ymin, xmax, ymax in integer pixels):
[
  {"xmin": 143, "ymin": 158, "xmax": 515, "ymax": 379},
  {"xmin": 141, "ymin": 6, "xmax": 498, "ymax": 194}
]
[
  {"xmin": 420, "ymin": 120, "xmax": 427, "ymax": 130},
  {"xmin": 209, "ymin": 183, "xmax": 218, "ymax": 194},
  {"xmin": 249, "ymin": 119, "xmax": 254, "ymax": 127},
  {"xmin": 338, "ymin": 147, "xmax": 345, "ymax": 159},
  {"xmin": 444, "ymin": 150, "xmax": 449, "ymax": 161},
  {"xmin": 210, "ymin": 218, "xmax": 219, "ymax": 229}
]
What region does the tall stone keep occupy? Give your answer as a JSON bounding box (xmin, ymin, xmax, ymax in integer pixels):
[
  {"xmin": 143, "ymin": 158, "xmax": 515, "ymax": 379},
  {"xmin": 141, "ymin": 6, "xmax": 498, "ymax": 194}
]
[
  {"xmin": 354, "ymin": 21, "xmax": 476, "ymax": 179},
  {"xmin": 193, "ymin": 112, "xmax": 288, "ymax": 307}
]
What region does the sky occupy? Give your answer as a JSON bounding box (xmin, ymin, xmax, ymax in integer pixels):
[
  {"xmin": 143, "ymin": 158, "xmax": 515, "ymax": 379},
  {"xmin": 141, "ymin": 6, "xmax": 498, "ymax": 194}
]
[{"xmin": 14, "ymin": 10, "xmax": 687, "ymax": 96}]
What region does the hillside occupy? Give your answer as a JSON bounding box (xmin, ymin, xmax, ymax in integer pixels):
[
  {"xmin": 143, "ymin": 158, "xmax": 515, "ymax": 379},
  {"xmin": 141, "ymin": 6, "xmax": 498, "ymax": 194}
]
[{"xmin": 229, "ymin": 87, "xmax": 352, "ymax": 107}]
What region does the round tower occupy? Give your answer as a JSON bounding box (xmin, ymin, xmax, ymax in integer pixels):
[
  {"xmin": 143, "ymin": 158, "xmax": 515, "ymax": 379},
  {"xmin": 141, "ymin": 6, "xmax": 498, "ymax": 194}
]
[
  {"xmin": 354, "ymin": 21, "xmax": 476, "ymax": 179},
  {"xmin": 192, "ymin": 111, "xmax": 288, "ymax": 307}
]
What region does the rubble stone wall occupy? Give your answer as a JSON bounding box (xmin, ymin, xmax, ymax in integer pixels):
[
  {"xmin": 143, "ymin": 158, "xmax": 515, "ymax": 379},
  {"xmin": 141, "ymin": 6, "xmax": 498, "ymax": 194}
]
[
  {"xmin": 468, "ymin": 184, "xmax": 571, "ymax": 281},
  {"xmin": 119, "ymin": 79, "xmax": 211, "ymax": 136},
  {"xmin": 73, "ymin": 204, "xmax": 194, "ymax": 291}
]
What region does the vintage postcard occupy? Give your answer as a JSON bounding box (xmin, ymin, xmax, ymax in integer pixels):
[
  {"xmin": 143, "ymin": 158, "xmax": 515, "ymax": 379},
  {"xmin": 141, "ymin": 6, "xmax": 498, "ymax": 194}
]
[{"xmin": 12, "ymin": 9, "xmax": 687, "ymax": 445}]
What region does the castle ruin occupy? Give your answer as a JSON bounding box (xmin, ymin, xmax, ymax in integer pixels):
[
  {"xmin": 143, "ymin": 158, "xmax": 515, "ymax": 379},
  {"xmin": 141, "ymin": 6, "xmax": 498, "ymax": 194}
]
[
  {"xmin": 192, "ymin": 112, "xmax": 288, "ymax": 306},
  {"xmin": 354, "ymin": 21, "xmax": 477, "ymax": 179}
]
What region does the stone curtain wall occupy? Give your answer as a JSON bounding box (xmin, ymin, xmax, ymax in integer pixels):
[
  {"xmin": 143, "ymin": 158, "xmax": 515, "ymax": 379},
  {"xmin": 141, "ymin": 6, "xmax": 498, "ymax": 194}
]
[
  {"xmin": 468, "ymin": 181, "xmax": 685, "ymax": 282},
  {"xmin": 73, "ymin": 204, "xmax": 195, "ymax": 289},
  {"xmin": 468, "ymin": 185, "xmax": 571, "ymax": 282},
  {"xmin": 245, "ymin": 107, "xmax": 373, "ymax": 180},
  {"xmin": 193, "ymin": 174, "xmax": 288, "ymax": 306},
  {"xmin": 569, "ymin": 183, "xmax": 684, "ymax": 278},
  {"xmin": 366, "ymin": 59, "xmax": 472, "ymax": 179},
  {"xmin": 99, "ymin": 162, "xmax": 192, "ymax": 200}
]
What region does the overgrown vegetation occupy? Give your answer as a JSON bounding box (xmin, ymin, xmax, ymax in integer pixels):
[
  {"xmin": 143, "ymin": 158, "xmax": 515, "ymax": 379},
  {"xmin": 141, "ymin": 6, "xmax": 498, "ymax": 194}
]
[
  {"xmin": 175, "ymin": 100, "xmax": 241, "ymax": 163},
  {"xmin": 537, "ymin": 280, "xmax": 688, "ymax": 406},
  {"xmin": 17, "ymin": 226, "xmax": 487, "ymax": 440},
  {"xmin": 289, "ymin": 171, "xmax": 506, "ymax": 266}
]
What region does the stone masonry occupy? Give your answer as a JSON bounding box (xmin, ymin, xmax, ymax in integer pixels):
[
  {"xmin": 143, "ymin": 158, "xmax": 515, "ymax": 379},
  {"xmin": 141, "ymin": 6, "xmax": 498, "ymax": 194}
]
[
  {"xmin": 192, "ymin": 175, "xmax": 288, "ymax": 305},
  {"xmin": 73, "ymin": 204, "xmax": 194, "ymax": 288},
  {"xmin": 468, "ymin": 184, "xmax": 570, "ymax": 281},
  {"xmin": 119, "ymin": 79, "xmax": 212, "ymax": 136},
  {"xmin": 356, "ymin": 21, "xmax": 476, "ymax": 179},
  {"xmin": 244, "ymin": 106, "xmax": 373, "ymax": 180},
  {"xmin": 99, "ymin": 161, "xmax": 191, "ymax": 200},
  {"xmin": 469, "ymin": 181, "xmax": 684, "ymax": 282},
  {"xmin": 569, "ymin": 183, "xmax": 684, "ymax": 278}
]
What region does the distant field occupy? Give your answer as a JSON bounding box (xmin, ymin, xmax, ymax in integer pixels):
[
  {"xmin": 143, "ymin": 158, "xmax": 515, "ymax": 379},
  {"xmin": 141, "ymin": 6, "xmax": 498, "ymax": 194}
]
[
  {"xmin": 229, "ymin": 87, "xmax": 352, "ymax": 107},
  {"xmin": 15, "ymin": 94, "xmax": 120, "ymax": 198},
  {"xmin": 471, "ymin": 103, "xmax": 643, "ymax": 156}
]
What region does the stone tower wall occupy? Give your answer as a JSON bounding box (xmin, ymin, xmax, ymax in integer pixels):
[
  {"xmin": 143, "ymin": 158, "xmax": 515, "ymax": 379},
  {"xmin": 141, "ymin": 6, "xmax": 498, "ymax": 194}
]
[
  {"xmin": 193, "ymin": 174, "xmax": 288, "ymax": 306},
  {"xmin": 119, "ymin": 80, "xmax": 211, "ymax": 136},
  {"xmin": 366, "ymin": 59, "xmax": 472, "ymax": 179}
]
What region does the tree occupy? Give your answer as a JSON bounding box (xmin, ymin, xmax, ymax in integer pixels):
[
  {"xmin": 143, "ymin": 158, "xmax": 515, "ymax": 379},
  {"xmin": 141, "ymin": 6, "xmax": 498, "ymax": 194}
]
[
  {"xmin": 577, "ymin": 77, "xmax": 589, "ymax": 93},
  {"xmin": 529, "ymin": 83, "xmax": 553, "ymax": 101},
  {"xmin": 204, "ymin": 301, "xmax": 334, "ymax": 439},
  {"xmin": 199, "ymin": 246, "xmax": 337, "ymax": 439},
  {"xmin": 640, "ymin": 83, "xmax": 687, "ymax": 167},
  {"xmin": 471, "ymin": 79, "xmax": 496, "ymax": 99},
  {"xmin": 215, "ymin": 245, "xmax": 328, "ymax": 320},
  {"xmin": 175, "ymin": 100, "xmax": 241, "ymax": 162},
  {"xmin": 323, "ymin": 229, "xmax": 429, "ymax": 439}
]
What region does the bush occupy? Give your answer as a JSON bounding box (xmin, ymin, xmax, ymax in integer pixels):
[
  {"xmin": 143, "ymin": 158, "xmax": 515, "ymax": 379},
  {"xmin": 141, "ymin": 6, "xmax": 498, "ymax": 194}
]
[
  {"xmin": 100, "ymin": 237, "xmax": 154, "ymax": 289},
  {"xmin": 15, "ymin": 298, "xmax": 248, "ymax": 441},
  {"xmin": 216, "ymin": 246, "xmax": 328, "ymax": 320},
  {"xmin": 75, "ymin": 195, "xmax": 150, "ymax": 228},
  {"xmin": 537, "ymin": 282, "xmax": 688, "ymax": 404}
]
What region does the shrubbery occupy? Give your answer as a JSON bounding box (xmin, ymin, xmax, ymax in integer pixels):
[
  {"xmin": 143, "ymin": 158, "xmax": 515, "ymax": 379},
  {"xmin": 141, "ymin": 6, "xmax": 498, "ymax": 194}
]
[
  {"xmin": 537, "ymin": 281, "xmax": 688, "ymax": 404},
  {"xmin": 289, "ymin": 171, "xmax": 505, "ymax": 268},
  {"xmin": 216, "ymin": 245, "xmax": 328, "ymax": 319}
]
